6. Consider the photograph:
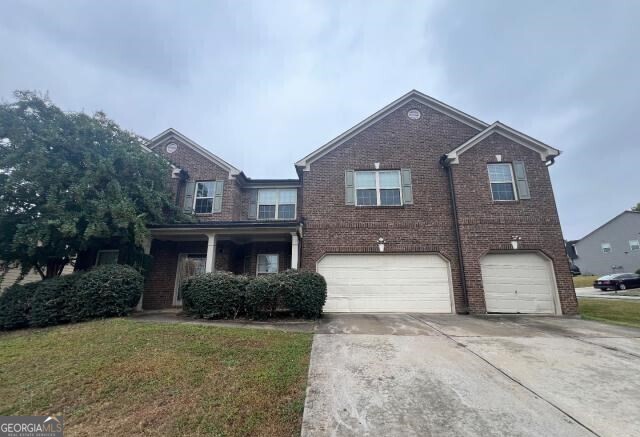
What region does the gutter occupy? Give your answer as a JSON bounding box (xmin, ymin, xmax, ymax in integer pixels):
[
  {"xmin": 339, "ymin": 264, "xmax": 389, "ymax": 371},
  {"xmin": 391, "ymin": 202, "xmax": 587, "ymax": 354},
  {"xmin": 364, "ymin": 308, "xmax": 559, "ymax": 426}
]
[{"xmin": 439, "ymin": 154, "xmax": 469, "ymax": 313}]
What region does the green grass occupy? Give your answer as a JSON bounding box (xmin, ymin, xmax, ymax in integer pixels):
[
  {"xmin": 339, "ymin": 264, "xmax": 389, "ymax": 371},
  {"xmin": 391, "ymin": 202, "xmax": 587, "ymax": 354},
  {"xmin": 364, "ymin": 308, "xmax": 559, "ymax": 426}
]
[
  {"xmin": 573, "ymin": 275, "xmax": 598, "ymax": 288},
  {"xmin": 579, "ymin": 298, "xmax": 640, "ymax": 328},
  {"xmin": 0, "ymin": 319, "xmax": 312, "ymax": 436}
]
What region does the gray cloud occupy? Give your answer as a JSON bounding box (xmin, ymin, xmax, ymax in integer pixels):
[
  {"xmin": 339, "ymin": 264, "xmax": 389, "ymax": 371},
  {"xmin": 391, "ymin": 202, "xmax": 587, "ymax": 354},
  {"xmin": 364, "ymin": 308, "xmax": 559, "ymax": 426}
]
[{"xmin": 1, "ymin": 0, "xmax": 638, "ymax": 240}]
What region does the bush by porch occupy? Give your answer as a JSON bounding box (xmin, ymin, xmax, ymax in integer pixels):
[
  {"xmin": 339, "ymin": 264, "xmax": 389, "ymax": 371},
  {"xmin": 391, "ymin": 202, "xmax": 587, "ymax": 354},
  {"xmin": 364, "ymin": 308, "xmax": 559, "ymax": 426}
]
[{"xmin": 182, "ymin": 270, "xmax": 327, "ymax": 320}]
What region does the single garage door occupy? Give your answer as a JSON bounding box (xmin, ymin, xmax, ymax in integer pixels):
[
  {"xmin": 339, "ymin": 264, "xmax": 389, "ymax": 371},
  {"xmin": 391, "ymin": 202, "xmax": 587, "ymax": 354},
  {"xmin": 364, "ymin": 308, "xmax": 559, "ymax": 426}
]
[
  {"xmin": 480, "ymin": 252, "xmax": 557, "ymax": 314},
  {"xmin": 317, "ymin": 254, "xmax": 452, "ymax": 313}
]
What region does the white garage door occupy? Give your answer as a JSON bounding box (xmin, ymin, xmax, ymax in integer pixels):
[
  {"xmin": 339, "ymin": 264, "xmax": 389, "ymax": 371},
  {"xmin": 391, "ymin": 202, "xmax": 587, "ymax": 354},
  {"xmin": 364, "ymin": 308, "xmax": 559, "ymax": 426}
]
[
  {"xmin": 317, "ymin": 254, "xmax": 453, "ymax": 313},
  {"xmin": 480, "ymin": 252, "xmax": 557, "ymax": 314}
]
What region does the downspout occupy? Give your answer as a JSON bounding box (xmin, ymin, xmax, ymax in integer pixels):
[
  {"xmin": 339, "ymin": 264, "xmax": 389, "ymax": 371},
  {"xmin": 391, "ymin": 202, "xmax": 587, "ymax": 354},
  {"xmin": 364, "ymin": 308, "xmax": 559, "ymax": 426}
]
[
  {"xmin": 544, "ymin": 155, "xmax": 556, "ymax": 167},
  {"xmin": 439, "ymin": 154, "xmax": 469, "ymax": 313}
]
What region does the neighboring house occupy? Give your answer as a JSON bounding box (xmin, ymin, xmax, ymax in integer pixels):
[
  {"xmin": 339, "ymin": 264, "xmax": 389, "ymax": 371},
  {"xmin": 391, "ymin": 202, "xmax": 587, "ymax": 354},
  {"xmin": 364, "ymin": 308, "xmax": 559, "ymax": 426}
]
[
  {"xmin": 118, "ymin": 90, "xmax": 576, "ymax": 315},
  {"xmin": 571, "ymin": 211, "xmax": 640, "ymax": 276},
  {"xmin": 0, "ymin": 262, "xmax": 74, "ymax": 291}
]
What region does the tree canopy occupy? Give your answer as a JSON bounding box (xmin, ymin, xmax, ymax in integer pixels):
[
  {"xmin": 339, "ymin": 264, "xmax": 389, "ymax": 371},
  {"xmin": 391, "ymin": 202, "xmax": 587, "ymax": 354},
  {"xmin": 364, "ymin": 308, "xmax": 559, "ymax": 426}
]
[{"xmin": 0, "ymin": 91, "xmax": 185, "ymax": 278}]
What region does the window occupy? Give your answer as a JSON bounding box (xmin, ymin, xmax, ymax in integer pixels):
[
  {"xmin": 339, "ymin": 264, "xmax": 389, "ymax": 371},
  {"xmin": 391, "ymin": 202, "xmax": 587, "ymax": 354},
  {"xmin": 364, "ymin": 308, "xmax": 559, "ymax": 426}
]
[
  {"xmin": 257, "ymin": 254, "xmax": 279, "ymax": 274},
  {"xmin": 601, "ymin": 242, "xmax": 612, "ymax": 254},
  {"xmin": 630, "ymin": 240, "xmax": 640, "ymax": 251},
  {"xmin": 96, "ymin": 250, "xmax": 119, "ymax": 266},
  {"xmin": 487, "ymin": 164, "xmax": 517, "ymax": 201},
  {"xmin": 257, "ymin": 189, "xmax": 297, "ymax": 220},
  {"xmin": 194, "ymin": 181, "xmax": 215, "ymax": 213},
  {"xmin": 355, "ymin": 170, "xmax": 402, "ymax": 206}
]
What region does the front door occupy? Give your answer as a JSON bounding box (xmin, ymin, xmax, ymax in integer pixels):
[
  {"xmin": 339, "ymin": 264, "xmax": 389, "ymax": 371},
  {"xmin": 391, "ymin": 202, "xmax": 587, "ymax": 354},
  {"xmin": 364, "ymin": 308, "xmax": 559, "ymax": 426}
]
[{"xmin": 174, "ymin": 253, "xmax": 206, "ymax": 305}]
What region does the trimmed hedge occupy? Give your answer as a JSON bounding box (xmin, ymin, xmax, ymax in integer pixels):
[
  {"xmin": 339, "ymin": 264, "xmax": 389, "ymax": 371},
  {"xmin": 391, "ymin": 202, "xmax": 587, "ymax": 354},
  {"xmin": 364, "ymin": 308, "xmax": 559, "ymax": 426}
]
[
  {"xmin": 181, "ymin": 270, "xmax": 327, "ymax": 320},
  {"xmin": 0, "ymin": 264, "xmax": 143, "ymax": 330},
  {"xmin": 0, "ymin": 282, "xmax": 38, "ymax": 330},
  {"xmin": 182, "ymin": 272, "xmax": 249, "ymax": 319}
]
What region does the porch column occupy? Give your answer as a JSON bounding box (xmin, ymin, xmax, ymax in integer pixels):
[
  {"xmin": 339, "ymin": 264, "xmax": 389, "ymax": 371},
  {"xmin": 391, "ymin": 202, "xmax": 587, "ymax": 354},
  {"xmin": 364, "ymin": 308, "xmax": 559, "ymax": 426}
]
[
  {"xmin": 206, "ymin": 233, "xmax": 217, "ymax": 273},
  {"xmin": 136, "ymin": 237, "xmax": 152, "ymax": 311},
  {"xmin": 291, "ymin": 232, "xmax": 299, "ymax": 269}
]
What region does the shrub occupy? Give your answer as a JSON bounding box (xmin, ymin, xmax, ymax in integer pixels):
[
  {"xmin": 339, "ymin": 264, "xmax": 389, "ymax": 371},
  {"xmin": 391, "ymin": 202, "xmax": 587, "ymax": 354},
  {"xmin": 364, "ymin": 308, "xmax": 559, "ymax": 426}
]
[
  {"xmin": 282, "ymin": 270, "xmax": 327, "ymax": 318},
  {"xmin": 70, "ymin": 264, "xmax": 143, "ymax": 322},
  {"xmin": 245, "ymin": 275, "xmax": 281, "ymax": 319},
  {"xmin": 31, "ymin": 274, "xmax": 81, "ymax": 327},
  {"xmin": 182, "ymin": 272, "xmax": 248, "ymax": 319},
  {"xmin": 0, "ymin": 282, "xmax": 38, "ymax": 330}
]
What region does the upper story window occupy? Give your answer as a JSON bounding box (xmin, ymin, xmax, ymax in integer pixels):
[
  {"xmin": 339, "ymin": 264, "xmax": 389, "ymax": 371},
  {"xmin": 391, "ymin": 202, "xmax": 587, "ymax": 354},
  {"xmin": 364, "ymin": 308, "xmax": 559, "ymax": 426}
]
[
  {"xmin": 629, "ymin": 240, "xmax": 640, "ymax": 251},
  {"xmin": 355, "ymin": 170, "xmax": 402, "ymax": 206},
  {"xmin": 487, "ymin": 164, "xmax": 517, "ymax": 201},
  {"xmin": 257, "ymin": 189, "xmax": 297, "ymax": 220},
  {"xmin": 194, "ymin": 181, "xmax": 216, "ymax": 213},
  {"xmin": 601, "ymin": 242, "xmax": 612, "ymax": 254}
]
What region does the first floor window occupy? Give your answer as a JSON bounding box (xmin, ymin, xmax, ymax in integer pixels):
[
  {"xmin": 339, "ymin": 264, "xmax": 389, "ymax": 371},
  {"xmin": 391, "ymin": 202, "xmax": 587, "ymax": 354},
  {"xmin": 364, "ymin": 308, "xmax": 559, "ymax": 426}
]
[
  {"xmin": 355, "ymin": 170, "xmax": 402, "ymax": 206},
  {"xmin": 601, "ymin": 242, "xmax": 612, "ymax": 254},
  {"xmin": 257, "ymin": 189, "xmax": 297, "ymax": 220},
  {"xmin": 257, "ymin": 254, "xmax": 279, "ymax": 274},
  {"xmin": 96, "ymin": 250, "xmax": 119, "ymax": 266},
  {"xmin": 194, "ymin": 181, "xmax": 215, "ymax": 213},
  {"xmin": 630, "ymin": 240, "xmax": 640, "ymax": 251},
  {"xmin": 487, "ymin": 164, "xmax": 517, "ymax": 201}
]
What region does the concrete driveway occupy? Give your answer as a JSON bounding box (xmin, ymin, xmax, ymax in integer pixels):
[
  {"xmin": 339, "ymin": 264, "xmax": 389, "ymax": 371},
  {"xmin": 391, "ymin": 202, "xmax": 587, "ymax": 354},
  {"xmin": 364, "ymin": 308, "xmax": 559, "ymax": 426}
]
[{"xmin": 301, "ymin": 314, "xmax": 640, "ymax": 437}]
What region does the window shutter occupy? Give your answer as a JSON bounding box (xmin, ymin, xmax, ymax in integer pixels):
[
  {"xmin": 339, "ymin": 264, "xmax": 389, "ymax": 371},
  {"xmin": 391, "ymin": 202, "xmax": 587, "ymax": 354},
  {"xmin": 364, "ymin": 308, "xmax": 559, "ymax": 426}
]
[
  {"xmin": 213, "ymin": 180, "xmax": 224, "ymax": 213},
  {"xmin": 400, "ymin": 168, "xmax": 413, "ymax": 205},
  {"xmin": 247, "ymin": 189, "xmax": 258, "ymax": 219},
  {"xmin": 345, "ymin": 170, "xmax": 355, "ymax": 205},
  {"xmin": 513, "ymin": 161, "xmax": 531, "ymax": 199},
  {"xmin": 183, "ymin": 181, "xmax": 195, "ymax": 214}
]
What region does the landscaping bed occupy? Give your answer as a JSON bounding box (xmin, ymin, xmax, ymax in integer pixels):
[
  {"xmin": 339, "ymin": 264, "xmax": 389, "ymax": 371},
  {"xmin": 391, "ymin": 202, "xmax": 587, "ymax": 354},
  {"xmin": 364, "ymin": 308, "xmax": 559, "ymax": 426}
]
[{"xmin": 0, "ymin": 319, "xmax": 312, "ymax": 436}]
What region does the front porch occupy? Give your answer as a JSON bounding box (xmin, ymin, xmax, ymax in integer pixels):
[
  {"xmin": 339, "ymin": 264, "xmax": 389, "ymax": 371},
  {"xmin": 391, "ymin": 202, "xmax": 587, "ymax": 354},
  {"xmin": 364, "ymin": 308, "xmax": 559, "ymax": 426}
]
[{"xmin": 140, "ymin": 221, "xmax": 301, "ymax": 310}]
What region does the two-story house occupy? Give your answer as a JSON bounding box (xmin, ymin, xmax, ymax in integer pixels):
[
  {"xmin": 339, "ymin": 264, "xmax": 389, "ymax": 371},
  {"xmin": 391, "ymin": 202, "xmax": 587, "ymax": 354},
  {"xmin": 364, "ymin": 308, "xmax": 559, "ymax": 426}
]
[{"xmin": 134, "ymin": 90, "xmax": 577, "ymax": 315}]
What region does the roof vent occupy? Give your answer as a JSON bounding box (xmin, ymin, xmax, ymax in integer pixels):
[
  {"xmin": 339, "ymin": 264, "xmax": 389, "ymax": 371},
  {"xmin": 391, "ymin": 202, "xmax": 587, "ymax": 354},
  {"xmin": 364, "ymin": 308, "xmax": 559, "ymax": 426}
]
[{"xmin": 408, "ymin": 109, "xmax": 421, "ymax": 120}]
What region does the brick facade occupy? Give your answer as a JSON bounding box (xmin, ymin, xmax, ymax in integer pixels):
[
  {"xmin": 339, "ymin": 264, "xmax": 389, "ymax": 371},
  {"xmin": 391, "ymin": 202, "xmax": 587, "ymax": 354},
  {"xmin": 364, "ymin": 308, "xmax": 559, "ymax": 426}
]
[{"xmin": 142, "ymin": 94, "xmax": 577, "ymax": 315}]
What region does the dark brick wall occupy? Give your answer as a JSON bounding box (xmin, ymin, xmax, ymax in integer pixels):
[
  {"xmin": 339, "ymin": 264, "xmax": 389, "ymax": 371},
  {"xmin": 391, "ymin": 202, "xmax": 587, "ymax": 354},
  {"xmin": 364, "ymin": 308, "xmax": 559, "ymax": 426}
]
[
  {"xmin": 451, "ymin": 133, "xmax": 577, "ymax": 314},
  {"xmin": 299, "ymin": 101, "xmax": 478, "ymax": 313},
  {"xmin": 299, "ymin": 101, "xmax": 576, "ymax": 314}
]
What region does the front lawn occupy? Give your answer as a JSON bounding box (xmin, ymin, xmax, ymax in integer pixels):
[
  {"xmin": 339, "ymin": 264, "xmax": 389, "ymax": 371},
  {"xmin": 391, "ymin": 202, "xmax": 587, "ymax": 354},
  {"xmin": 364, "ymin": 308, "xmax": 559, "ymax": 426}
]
[
  {"xmin": 0, "ymin": 319, "xmax": 312, "ymax": 436},
  {"xmin": 578, "ymin": 298, "xmax": 640, "ymax": 328},
  {"xmin": 573, "ymin": 275, "xmax": 598, "ymax": 288}
]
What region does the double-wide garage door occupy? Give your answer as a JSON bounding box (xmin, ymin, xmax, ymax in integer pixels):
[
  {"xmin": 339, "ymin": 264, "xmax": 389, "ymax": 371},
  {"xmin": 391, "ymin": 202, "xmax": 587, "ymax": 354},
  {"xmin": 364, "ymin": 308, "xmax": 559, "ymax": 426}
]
[
  {"xmin": 480, "ymin": 252, "xmax": 558, "ymax": 314},
  {"xmin": 318, "ymin": 254, "xmax": 453, "ymax": 313}
]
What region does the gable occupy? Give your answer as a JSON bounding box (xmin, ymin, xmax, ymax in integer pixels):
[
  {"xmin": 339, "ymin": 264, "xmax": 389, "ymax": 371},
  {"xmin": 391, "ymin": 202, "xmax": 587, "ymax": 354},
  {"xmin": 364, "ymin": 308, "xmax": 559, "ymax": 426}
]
[
  {"xmin": 445, "ymin": 122, "xmax": 560, "ymax": 164},
  {"xmin": 576, "ymin": 211, "xmax": 640, "ymax": 245},
  {"xmin": 147, "ymin": 128, "xmax": 241, "ymax": 179},
  {"xmin": 295, "ymin": 90, "xmax": 488, "ymax": 171}
]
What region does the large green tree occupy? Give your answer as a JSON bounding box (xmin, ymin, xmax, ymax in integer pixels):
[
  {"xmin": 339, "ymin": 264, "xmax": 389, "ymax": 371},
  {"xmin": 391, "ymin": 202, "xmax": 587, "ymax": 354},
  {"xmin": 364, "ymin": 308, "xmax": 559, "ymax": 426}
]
[{"xmin": 0, "ymin": 91, "xmax": 184, "ymax": 278}]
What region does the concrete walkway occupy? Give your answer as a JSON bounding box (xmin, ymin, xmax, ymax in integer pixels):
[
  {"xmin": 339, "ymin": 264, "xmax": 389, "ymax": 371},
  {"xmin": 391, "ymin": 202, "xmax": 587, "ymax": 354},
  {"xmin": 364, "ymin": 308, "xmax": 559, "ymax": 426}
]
[
  {"xmin": 575, "ymin": 287, "xmax": 640, "ymax": 300},
  {"xmin": 302, "ymin": 314, "xmax": 640, "ymax": 437},
  {"xmin": 129, "ymin": 309, "xmax": 315, "ymax": 332}
]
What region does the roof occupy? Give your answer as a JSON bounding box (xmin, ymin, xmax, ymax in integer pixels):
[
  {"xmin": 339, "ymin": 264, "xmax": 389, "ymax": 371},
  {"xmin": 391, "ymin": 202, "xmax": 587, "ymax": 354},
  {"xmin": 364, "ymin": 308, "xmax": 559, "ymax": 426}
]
[
  {"xmin": 149, "ymin": 220, "xmax": 301, "ymax": 230},
  {"xmin": 444, "ymin": 122, "xmax": 560, "ymax": 164},
  {"xmin": 295, "ymin": 89, "xmax": 489, "ymax": 171},
  {"xmin": 147, "ymin": 128, "xmax": 241, "ymax": 178},
  {"xmin": 575, "ymin": 210, "xmax": 640, "ymax": 243},
  {"xmin": 235, "ymin": 173, "xmax": 300, "ymax": 187}
]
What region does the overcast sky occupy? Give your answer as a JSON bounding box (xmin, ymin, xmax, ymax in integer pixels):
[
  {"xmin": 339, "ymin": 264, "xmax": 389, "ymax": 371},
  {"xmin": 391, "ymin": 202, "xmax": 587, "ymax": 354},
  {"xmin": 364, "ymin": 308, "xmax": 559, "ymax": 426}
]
[{"xmin": 1, "ymin": 0, "xmax": 638, "ymax": 240}]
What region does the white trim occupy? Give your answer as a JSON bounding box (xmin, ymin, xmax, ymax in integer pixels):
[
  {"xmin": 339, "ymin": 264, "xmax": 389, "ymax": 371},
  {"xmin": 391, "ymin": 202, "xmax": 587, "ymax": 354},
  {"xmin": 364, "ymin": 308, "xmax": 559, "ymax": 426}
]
[
  {"xmin": 95, "ymin": 249, "xmax": 119, "ymax": 266},
  {"xmin": 295, "ymin": 90, "xmax": 488, "ymax": 170},
  {"xmin": 146, "ymin": 128, "xmax": 241, "ymax": 179},
  {"xmin": 354, "ymin": 170, "xmax": 403, "ymax": 206},
  {"xmin": 256, "ymin": 253, "xmax": 279, "ymax": 275},
  {"xmin": 487, "ymin": 163, "xmax": 518, "ymax": 202},
  {"xmin": 257, "ymin": 188, "xmax": 297, "ymax": 220},
  {"xmin": 446, "ymin": 122, "xmax": 560, "ymax": 164}
]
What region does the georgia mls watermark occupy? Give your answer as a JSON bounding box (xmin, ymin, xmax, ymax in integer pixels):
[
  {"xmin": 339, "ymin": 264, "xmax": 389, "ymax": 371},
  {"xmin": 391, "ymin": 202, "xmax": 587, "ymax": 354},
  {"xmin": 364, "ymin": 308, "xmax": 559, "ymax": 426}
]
[{"xmin": 0, "ymin": 416, "xmax": 63, "ymax": 437}]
